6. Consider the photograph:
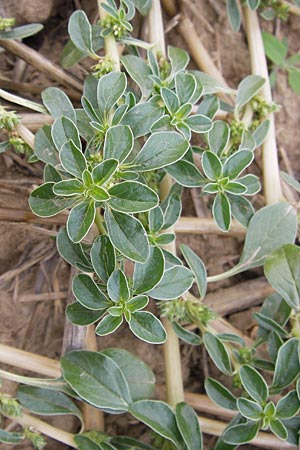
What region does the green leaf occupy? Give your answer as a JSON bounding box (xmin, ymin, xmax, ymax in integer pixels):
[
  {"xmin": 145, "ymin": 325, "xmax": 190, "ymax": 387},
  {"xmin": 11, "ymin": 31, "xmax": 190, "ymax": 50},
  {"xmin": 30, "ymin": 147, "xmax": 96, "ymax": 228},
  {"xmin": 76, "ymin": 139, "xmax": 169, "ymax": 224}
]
[
  {"xmin": 34, "ymin": 125, "xmax": 59, "ymax": 166},
  {"xmin": 224, "ymin": 181, "xmax": 247, "ymax": 195},
  {"xmin": 213, "ymin": 193, "xmax": 231, "ymax": 232},
  {"xmin": 122, "ymin": 98, "xmax": 164, "ymax": 138},
  {"xmin": 107, "ymin": 270, "xmax": 130, "ymax": 302},
  {"xmin": 205, "ymin": 378, "xmax": 237, "ymax": 411},
  {"xmin": 237, "ymin": 398, "xmax": 262, "ymax": 420},
  {"xmin": 272, "ymin": 338, "xmax": 300, "ymax": 390},
  {"xmin": 288, "ymin": 67, "xmax": 300, "ymax": 94},
  {"xmin": 95, "ymin": 314, "xmax": 123, "ymax": 336},
  {"xmin": 161, "ymin": 87, "xmax": 180, "ymax": 114},
  {"xmin": 53, "ymin": 179, "xmax": 84, "ymax": 196},
  {"xmin": 161, "ymin": 192, "xmax": 182, "ymax": 229},
  {"xmin": 82, "ymin": 95, "xmax": 102, "ymax": 123},
  {"xmin": 208, "ymin": 120, "xmax": 230, "ymax": 156},
  {"xmin": 203, "ymin": 333, "xmax": 232, "ymax": 375},
  {"xmin": 282, "ymin": 417, "xmax": 300, "ymax": 446},
  {"xmin": 57, "ymin": 228, "xmax": 92, "ymax": 271},
  {"xmin": 0, "ymin": 429, "xmax": 23, "ymax": 444},
  {"xmin": 105, "ymin": 208, "xmax": 149, "ymax": 263},
  {"xmin": 68, "ymin": 10, "xmax": 94, "ymax": 55},
  {"xmin": 276, "ymin": 390, "xmax": 300, "ymax": 419},
  {"xmin": 239, "ymin": 202, "xmax": 297, "ymax": 270},
  {"xmin": 270, "ymin": 419, "xmax": 288, "ymax": 440},
  {"xmin": 175, "ymin": 402, "xmax": 203, "ymax": 450},
  {"xmin": 147, "ymin": 265, "xmax": 194, "ymax": 300},
  {"xmin": 165, "ymin": 160, "xmax": 205, "ymax": 187},
  {"xmin": 133, "ymin": 246, "xmax": 165, "ymax": 295},
  {"xmin": 254, "ymin": 313, "xmax": 287, "ymax": 338},
  {"xmin": 121, "ymin": 55, "xmax": 153, "ymax": 100},
  {"xmin": 247, "ymin": 0, "xmax": 260, "ymax": 9},
  {"xmin": 252, "ymin": 120, "xmax": 270, "ymax": 147},
  {"xmin": 29, "ymin": 182, "xmax": 76, "ymax": 217},
  {"xmin": 60, "ymin": 140, "xmax": 87, "ymax": 178},
  {"xmin": 180, "ymin": 244, "xmax": 207, "ymax": 299},
  {"xmin": 103, "ymin": 125, "xmax": 133, "ymax": 163},
  {"xmin": 223, "ymin": 420, "xmax": 260, "ymax": 444},
  {"xmin": 67, "ymin": 200, "xmax": 95, "ymax": 243},
  {"xmin": 61, "ymin": 350, "xmax": 132, "ymax": 411},
  {"xmin": 149, "ymin": 206, "xmax": 164, "ymax": 232},
  {"xmin": 175, "ymin": 73, "xmax": 197, "ymax": 104},
  {"xmin": 281, "ymin": 171, "xmax": 300, "ymax": 193},
  {"xmin": 239, "ymin": 365, "xmax": 268, "ymax": 404},
  {"xmin": 154, "ymin": 233, "xmax": 175, "ymax": 245},
  {"xmin": 168, "ymin": 46, "xmax": 189, "ymax": 73},
  {"xmin": 202, "ymin": 151, "xmax": 222, "ymax": 180},
  {"xmin": 52, "ymin": 116, "xmax": 81, "ymax": 151},
  {"xmin": 73, "ymin": 274, "xmax": 110, "ymax": 310},
  {"xmin": 74, "ymin": 434, "xmax": 107, "ymax": 450},
  {"xmin": 223, "ymin": 150, "xmax": 254, "ymax": 179},
  {"xmin": 97, "ymin": 72, "xmax": 126, "ymax": 117},
  {"xmin": 197, "ymin": 95, "xmax": 219, "ymax": 118},
  {"xmin": 192, "ymin": 71, "xmax": 233, "ymax": 96},
  {"xmin": 129, "ymin": 311, "xmax": 166, "ymax": 344},
  {"xmin": 185, "ymin": 114, "xmax": 212, "ymax": 133},
  {"xmin": 91, "ymin": 235, "xmax": 116, "ymax": 282},
  {"xmin": 226, "ymin": 0, "xmax": 241, "ymax": 31},
  {"xmin": 172, "ymin": 322, "xmax": 202, "ymax": 346},
  {"xmin": 238, "ymin": 174, "xmax": 261, "ymax": 195},
  {"xmin": 133, "ymin": 131, "xmax": 189, "ymax": 172},
  {"xmin": 227, "ymin": 194, "xmax": 254, "ymax": 227},
  {"xmin": 0, "ymin": 23, "xmax": 43, "ymax": 40},
  {"xmin": 236, "ymin": 75, "xmax": 265, "ymax": 109},
  {"xmin": 111, "ymin": 437, "xmax": 155, "ymax": 450},
  {"xmin": 108, "ymin": 181, "xmax": 159, "ymax": 213},
  {"xmin": 42, "ymin": 87, "xmax": 76, "ymax": 122},
  {"xmin": 101, "ymin": 348, "xmax": 155, "ymax": 402},
  {"xmin": 262, "ymin": 32, "xmax": 288, "ymax": 66},
  {"xmin": 43, "ymin": 164, "xmax": 62, "ymax": 184},
  {"xmin": 129, "ymin": 400, "xmax": 184, "ymax": 448},
  {"xmin": 126, "ymin": 295, "xmax": 149, "ymax": 313},
  {"xmin": 92, "ymin": 159, "xmax": 118, "ymax": 187},
  {"xmin": 66, "ymin": 302, "xmax": 105, "ymax": 326},
  {"xmin": 88, "ymin": 185, "xmax": 110, "ymax": 202},
  {"xmin": 264, "ymin": 244, "xmax": 300, "ymax": 311},
  {"xmin": 17, "ymin": 386, "xmax": 82, "ymax": 421}
]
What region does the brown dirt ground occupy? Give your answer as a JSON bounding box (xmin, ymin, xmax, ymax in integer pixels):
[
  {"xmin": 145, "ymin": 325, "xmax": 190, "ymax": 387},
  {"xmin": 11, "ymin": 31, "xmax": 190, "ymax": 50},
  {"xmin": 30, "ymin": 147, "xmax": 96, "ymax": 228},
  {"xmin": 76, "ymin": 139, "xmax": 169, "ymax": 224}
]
[{"xmin": 0, "ymin": 1, "xmax": 299, "ymax": 449}]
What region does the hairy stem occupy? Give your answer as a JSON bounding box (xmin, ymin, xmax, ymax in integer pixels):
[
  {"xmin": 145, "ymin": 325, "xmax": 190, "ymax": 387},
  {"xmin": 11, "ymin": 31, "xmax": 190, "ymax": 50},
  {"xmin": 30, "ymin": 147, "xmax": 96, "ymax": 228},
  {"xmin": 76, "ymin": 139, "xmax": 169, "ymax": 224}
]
[
  {"xmin": 149, "ymin": 0, "xmax": 184, "ymax": 407},
  {"xmin": 243, "ymin": 6, "xmax": 284, "ymax": 205}
]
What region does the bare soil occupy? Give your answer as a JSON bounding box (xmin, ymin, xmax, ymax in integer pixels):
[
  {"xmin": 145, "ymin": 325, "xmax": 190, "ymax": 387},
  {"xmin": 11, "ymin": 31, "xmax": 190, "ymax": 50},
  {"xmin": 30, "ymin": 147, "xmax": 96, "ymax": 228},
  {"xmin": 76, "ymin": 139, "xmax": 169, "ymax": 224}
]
[{"xmin": 0, "ymin": 1, "xmax": 299, "ymax": 449}]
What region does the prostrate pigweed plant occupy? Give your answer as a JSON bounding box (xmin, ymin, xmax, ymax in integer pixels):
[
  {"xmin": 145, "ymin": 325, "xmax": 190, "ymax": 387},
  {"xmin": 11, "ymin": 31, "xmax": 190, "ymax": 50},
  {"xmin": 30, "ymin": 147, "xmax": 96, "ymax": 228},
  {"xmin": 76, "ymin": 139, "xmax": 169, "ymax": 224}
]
[{"xmin": 1, "ymin": 1, "xmax": 300, "ymax": 449}]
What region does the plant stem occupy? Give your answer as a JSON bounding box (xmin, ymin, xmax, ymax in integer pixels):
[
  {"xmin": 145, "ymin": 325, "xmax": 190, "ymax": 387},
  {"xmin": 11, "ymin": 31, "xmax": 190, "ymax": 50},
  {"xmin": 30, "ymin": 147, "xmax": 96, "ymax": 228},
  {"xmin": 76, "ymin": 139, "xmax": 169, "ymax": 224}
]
[
  {"xmin": 16, "ymin": 124, "xmax": 35, "ymax": 149},
  {"xmin": 0, "ymin": 344, "xmax": 60, "ymax": 378},
  {"xmin": 282, "ymin": 0, "xmax": 300, "ymax": 15},
  {"xmin": 243, "ymin": 6, "xmax": 284, "ymax": 205},
  {"xmin": 97, "ymin": 0, "xmax": 121, "ymax": 71},
  {"xmin": 149, "ymin": 0, "xmax": 184, "ymax": 407},
  {"xmin": 3, "ymin": 412, "xmax": 77, "ymax": 448}
]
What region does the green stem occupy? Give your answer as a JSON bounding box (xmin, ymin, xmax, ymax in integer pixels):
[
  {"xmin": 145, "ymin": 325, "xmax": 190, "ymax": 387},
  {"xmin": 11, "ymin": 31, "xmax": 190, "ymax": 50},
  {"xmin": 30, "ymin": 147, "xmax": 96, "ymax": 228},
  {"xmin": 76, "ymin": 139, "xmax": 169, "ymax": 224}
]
[
  {"xmin": 243, "ymin": 6, "xmax": 284, "ymax": 205},
  {"xmin": 149, "ymin": 0, "xmax": 184, "ymax": 407}
]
